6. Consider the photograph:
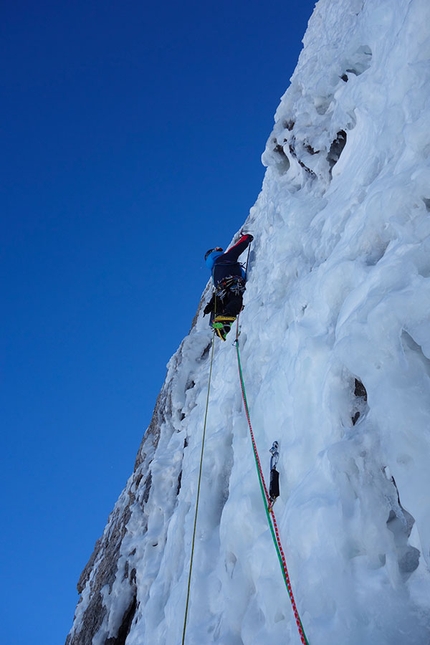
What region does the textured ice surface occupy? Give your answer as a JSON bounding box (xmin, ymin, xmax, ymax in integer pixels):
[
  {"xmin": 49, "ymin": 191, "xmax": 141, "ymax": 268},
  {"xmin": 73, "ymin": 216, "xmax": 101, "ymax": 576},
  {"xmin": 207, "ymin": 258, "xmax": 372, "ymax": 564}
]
[{"xmin": 67, "ymin": 1, "xmax": 430, "ymax": 643}]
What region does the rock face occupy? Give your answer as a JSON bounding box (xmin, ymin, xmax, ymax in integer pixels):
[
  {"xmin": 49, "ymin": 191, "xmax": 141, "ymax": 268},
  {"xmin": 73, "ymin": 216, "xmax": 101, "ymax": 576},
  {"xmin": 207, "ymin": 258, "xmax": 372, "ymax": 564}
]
[
  {"xmin": 65, "ymin": 391, "xmax": 161, "ymax": 645},
  {"xmin": 65, "ymin": 328, "xmax": 215, "ymax": 645},
  {"xmin": 66, "ymin": 1, "xmax": 430, "ymax": 644}
]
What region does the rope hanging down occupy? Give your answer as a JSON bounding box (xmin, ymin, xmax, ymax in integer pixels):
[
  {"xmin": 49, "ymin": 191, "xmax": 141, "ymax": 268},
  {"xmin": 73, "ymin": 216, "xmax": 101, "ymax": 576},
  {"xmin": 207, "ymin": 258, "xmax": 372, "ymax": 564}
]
[
  {"xmin": 181, "ymin": 333, "xmax": 216, "ymax": 645},
  {"xmin": 182, "ymin": 236, "xmax": 250, "ymax": 642},
  {"xmin": 234, "ymin": 331, "xmax": 310, "ymax": 645}
]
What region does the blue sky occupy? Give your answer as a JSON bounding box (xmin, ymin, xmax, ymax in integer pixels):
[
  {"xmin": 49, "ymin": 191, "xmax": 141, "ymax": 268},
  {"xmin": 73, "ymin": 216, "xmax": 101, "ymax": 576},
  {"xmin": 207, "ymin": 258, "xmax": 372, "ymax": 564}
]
[{"xmin": 1, "ymin": 1, "xmax": 316, "ymax": 642}]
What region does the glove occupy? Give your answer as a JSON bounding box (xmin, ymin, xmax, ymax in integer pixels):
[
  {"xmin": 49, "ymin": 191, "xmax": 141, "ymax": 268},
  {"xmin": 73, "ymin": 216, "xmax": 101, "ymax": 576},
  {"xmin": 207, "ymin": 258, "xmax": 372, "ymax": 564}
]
[
  {"xmin": 203, "ymin": 295, "xmax": 215, "ymax": 316},
  {"xmin": 239, "ymin": 230, "xmax": 254, "ymax": 242}
]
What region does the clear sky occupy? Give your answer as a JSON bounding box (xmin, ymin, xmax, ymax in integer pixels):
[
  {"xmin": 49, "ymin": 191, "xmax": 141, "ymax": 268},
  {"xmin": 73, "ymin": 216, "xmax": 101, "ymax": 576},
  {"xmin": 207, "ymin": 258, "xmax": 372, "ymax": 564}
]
[{"xmin": 1, "ymin": 1, "xmax": 316, "ymax": 643}]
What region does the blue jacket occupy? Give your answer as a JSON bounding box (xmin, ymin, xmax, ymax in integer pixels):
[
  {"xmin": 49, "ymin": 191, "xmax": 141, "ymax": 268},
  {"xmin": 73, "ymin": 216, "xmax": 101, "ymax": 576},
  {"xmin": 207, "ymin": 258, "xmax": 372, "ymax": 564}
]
[{"xmin": 205, "ymin": 234, "xmax": 252, "ymax": 287}]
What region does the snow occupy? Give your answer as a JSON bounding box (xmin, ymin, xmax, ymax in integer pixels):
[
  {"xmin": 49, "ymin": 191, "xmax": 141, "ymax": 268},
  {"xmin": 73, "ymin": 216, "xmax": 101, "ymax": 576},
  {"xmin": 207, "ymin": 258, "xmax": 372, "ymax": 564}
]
[{"xmin": 67, "ymin": 0, "xmax": 430, "ymax": 644}]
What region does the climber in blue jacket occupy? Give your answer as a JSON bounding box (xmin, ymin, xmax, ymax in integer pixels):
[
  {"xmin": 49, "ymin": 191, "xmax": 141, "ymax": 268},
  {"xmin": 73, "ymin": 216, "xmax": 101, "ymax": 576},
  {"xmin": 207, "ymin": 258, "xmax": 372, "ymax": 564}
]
[{"xmin": 203, "ymin": 233, "xmax": 253, "ymax": 338}]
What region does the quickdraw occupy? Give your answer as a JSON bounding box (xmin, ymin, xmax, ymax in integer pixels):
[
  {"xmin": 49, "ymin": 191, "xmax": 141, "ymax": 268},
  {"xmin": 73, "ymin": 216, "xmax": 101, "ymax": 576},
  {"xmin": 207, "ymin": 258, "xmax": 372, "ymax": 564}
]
[{"xmin": 234, "ymin": 328, "xmax": 310, "ymax": 645}]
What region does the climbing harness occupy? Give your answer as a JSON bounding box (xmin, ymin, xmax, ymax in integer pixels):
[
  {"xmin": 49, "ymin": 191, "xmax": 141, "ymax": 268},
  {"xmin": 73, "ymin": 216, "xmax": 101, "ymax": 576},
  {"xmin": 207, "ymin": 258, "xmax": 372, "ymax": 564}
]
[
  {"xmin": 181, "ymin": 333, "xmax": 216, "ymax": 645},
  {"xmin": 210, "ymin": 285, "xmax": 235, "ymax": 341},
  {"xmin": 215, "ymin": 275, "xmax": 246, "ymax": 300},
  {"xmin": 234, "ymin": 325, "xmax": 310, "ymax": 645}
]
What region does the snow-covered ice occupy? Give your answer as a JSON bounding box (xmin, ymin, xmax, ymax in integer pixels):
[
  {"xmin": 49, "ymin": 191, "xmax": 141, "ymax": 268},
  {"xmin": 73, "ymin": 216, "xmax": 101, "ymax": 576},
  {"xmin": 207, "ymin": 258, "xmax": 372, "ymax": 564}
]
[{"xmin": 67, "ymin": 0, "xmax": 430, "ymax": 643}]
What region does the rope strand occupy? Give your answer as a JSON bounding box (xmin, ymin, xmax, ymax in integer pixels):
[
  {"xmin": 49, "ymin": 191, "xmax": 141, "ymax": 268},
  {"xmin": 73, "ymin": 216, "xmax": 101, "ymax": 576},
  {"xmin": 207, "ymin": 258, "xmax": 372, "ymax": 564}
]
[
  {"xmin": 181, "ymin": 333, "xmax": 216, "ymax": 645},
  {"xmin": 235, "ymin": 328, "xmax": 309, "ymax": 645}
]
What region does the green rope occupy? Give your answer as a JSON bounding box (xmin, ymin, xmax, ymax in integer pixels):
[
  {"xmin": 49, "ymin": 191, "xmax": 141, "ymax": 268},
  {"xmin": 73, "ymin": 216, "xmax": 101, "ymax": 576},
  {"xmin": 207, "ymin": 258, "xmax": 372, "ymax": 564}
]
[
  {"xmin": 235, "ymin": 331, "xmax": 310, "ymax": 645},
  {"xmin": 181, "ymin": 333, "xmax": 216, "ymax": 645}
]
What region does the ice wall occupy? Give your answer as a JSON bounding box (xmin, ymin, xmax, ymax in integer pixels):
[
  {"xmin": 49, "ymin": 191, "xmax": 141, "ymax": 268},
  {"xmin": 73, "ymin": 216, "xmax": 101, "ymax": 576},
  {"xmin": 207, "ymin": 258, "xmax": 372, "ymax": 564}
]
[{"xmin": 66, "ymin": 1, "xmax": 430, "ymax": 643}]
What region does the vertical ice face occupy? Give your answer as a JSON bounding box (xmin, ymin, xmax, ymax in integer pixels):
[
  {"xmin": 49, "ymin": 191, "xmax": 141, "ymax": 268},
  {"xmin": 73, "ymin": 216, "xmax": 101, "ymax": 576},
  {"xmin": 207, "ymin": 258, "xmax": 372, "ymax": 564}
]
[{"xmin": 66, "ymin": 1, "xmax": 430, "ymax": 644}]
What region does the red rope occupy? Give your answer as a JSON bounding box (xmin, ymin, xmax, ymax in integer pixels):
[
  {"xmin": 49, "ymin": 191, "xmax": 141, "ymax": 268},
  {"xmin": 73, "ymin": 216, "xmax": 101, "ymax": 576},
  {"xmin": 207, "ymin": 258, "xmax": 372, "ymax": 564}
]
[{"xmin": 235, "ymin": 331, "xmax": 309, "ymax": 645}]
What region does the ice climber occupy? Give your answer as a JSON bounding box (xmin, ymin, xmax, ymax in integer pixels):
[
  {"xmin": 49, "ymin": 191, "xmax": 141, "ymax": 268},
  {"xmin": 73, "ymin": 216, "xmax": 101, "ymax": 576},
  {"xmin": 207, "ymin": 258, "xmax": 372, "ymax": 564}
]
[{"xmin": 203, "ymin": 233, "xmax": 253, "ymax": 340}]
